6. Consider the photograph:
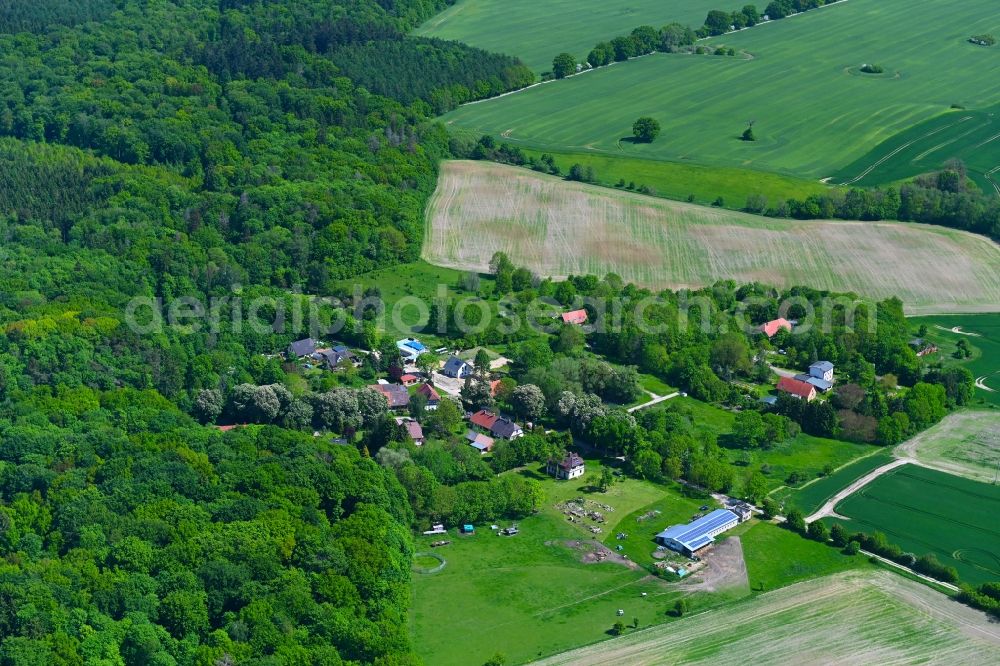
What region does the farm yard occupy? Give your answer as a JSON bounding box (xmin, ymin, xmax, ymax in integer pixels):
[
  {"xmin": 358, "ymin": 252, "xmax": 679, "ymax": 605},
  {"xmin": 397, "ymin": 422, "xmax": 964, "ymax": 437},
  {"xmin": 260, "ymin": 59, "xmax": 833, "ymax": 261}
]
[
  {"xmin": 440, "ymin": 0, "xmax": 1000, "ymax": 180},
  {"xmin": 423, "ymin": 161, "xmax": 1000, "ymax": 313},
  {"xmin": 895, "ymin": 412, "xmax": 1000, "ymax": 484},
  {"xmin": 414, "ymin": 0, "xmax": 723, "ymax": 74},
  {"xmin": 910, "ymin": 313, "xmax": 1000, "ymax": 405},
  {"xmin": 830, "ymin": 464, "xmax": 1000, "ymax": 585},
  {"xmin": 408, "ymin": 455, "xmax": 874, "ymax": 665},
  {"xmin": 408, "ymin": 459, "xmax": 725, "ymax": 665},
  {"xmin": 529, "ymin": 570, "xmax": 1000, "ymax": 665}
]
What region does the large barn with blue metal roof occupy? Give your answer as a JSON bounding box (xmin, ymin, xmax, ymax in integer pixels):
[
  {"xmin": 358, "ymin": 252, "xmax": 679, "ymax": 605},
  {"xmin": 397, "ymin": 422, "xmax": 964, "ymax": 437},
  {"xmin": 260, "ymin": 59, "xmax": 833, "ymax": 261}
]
[{"xmin": 656, "ymin": 509, "xmax": 741, "ymax": 556}]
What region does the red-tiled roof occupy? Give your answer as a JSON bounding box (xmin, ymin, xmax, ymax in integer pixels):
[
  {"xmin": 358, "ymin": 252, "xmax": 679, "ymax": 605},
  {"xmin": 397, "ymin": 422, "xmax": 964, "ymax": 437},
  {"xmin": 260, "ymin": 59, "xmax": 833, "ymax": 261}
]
[
  {"xmin": 400, "ymin": 374, "xmax": 418, "ymax": 383},
  {"xmin": 758, "ymin": 318, "xmax": 792, "ymax": 338},
  {"xmin": 470, "ymin": 409, "xmax": 498, "ymax": 430},
  {"xmin": 561, "ymin": 309, "xmax": 588, "ymax": 325},
  {"xmin": 416, "ymin": 383, "xmax": 441, "ymax": 401},
  {"xmin": 776, "ymin": 376, "xmax": 815, "ymax": 400},
  {"xmin": 403, "ymin": 420, "xmax": 424, "ymax": 441}
]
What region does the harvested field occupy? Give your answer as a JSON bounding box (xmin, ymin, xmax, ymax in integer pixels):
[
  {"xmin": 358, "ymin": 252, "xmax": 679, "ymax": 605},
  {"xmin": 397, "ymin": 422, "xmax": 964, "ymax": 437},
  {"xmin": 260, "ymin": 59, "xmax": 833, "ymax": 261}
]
[
  {"xmin": 424, "ymin": 162, "xmax": 1000, "ymax": 314},
  {"xmin": 530, "ymin": 570, "xmax": 1000, "ymax": 666},
  {"xmin": 896, "ymin": 411, "xmax": 1000, "ymax": 483}
]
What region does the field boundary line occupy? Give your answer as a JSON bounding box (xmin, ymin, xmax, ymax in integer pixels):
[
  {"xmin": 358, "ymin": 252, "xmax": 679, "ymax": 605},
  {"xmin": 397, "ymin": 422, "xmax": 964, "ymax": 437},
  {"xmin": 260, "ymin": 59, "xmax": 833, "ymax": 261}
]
[{"xmin": 805, "ymin": 458, "xmax": 909, "ymax": 522}]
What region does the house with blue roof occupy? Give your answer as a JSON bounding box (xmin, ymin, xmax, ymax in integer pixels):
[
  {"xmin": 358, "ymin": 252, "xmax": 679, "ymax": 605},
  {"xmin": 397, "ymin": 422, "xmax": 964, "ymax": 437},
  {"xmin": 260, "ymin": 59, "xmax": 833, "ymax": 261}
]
[
  {"xmin": 655, "ymin": 509, "xmax": 741, "ymax": 557},
  {"xmin": 809, "ymin": 361, "xmax": 834, "ymax": 382}
]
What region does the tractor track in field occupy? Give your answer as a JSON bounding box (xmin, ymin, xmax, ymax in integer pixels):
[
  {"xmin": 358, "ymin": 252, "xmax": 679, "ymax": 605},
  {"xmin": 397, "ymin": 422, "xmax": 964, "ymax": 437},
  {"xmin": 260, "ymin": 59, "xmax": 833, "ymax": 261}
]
[{"xmin": 837, "ymin": 116, "xmax": 973, "ymax": 185}]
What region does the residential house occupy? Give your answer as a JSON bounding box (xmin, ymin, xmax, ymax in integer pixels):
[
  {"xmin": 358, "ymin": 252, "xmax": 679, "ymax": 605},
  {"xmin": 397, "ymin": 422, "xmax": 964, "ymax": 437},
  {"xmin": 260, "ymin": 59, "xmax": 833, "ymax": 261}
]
[
  {"xmin": 794, "ymin": 373, "xmax": 833, "ymax": 393},
  {"xmin": 314, "ymin": 346, "xmax": 358, "ymax": 370},
  {"xmin": 757, "ymin": 318, "xmax": 792, "ymax": 338},
  {"xmin": 287, "ymin": 338, "xmax": 317, "ymax": 358},
  {"xmin": 416, "ymin": 383, "xmax": 441, "ymax": 410},
  {"xmin": 442, "ymin": 356, "xmax": 473, "ymax": 379},
  {"xmin": 776, "ymin": 376, "xmax": 816, "ymax": 402},
  {"xmin": 369, "ymin": 383, "xmax": 410, "ymax": 409},
  {"xmin": 469, "ymin": 409, "xmax": 498, "ymax": 431},
  {"xmin": 400, "ymin": 373, "xmax": 419, "ymax": 386},
  {"xmin": 547, "ymin": 452, "xmax": 586, "ymax": 480},
  {"xmin": 490, "ymin": 417, "xmax": 523, "ymax": 440},
  {"xmin": 465, "ymin": 430, "xmax": 495, "ymax": 454},
  {"xmin": 809, "ymin": 361, "xmax": 834, "ymax": 382},
  {"xmin": 561, "ymin": 309, "xmax": 588, "ymax": 325},
  {"xmin": 396, "ymin": 417, "xmax": 425, "ymax": 445}
]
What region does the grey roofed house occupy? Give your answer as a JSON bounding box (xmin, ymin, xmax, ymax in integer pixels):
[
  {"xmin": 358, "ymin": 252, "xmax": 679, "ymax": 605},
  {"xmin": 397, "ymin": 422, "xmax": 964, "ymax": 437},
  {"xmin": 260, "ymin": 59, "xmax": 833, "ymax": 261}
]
[
  {"xmin": 810, "ymin": 361, "xmax": 834, "ymax": 374},
  {"xmin": 760, "ymin": 395, "xmax": 778, "ymax": 406},
  {"xmin": 441, "ymin": 355, "xmax": 472, "ymax": 379},
  {"xmin": 489, "ymin": 417, "xmax": 523, "ymax": 440},
  {"xmin": 369, "ymin": 383, "xmax": 410, "ymax": 409},
  {"xmin": 287, "ymin": 338, "xmax": 317, "ymax": 358},
  {"xmin": 794, "ymin": 373, "xmax": 834, "ymax": 392},
  {"xmin": 317, "ymin": 347, "xmax": 357, "ymax": 369}
]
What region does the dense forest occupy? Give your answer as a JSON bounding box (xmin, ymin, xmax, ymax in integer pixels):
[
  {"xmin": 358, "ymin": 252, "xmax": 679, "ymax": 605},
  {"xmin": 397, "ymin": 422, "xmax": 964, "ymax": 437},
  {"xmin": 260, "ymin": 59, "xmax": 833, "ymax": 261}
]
[{"xmin": 0, "ymin": 0, "xmax": 536, "ymax": 663}]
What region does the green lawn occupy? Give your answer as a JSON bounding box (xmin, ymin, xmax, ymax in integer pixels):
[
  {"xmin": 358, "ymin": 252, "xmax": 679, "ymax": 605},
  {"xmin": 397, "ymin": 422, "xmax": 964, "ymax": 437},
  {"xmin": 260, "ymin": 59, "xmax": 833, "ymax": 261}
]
[
  {"xmin": 740, "ymin": 521, "xmax": 870, "ymax": 593},
  {"xmin": 908, "ymin": 313, "xmax": 1000, "ymax": 406},
  {"xmin": 414, "ymin": 0, "xmax": 724, "ymax": 73},
  {"xmin": 330, "ymin": 260, "xmax": 492, "ymax": 342},
  {"xmin": 771, "ymin": 450, "xmax": 896, "ymax": 514},
  {"xmin": 441, "ymin": 0, "xmax": 1000, "ymax": 179},
  {"xmin": 829, "ymin": 464, "xmax": 1000, "ymax": 584},
  {"xmin": 831, "ymin": 103, "xmax": 1000, "ymax": 191}
]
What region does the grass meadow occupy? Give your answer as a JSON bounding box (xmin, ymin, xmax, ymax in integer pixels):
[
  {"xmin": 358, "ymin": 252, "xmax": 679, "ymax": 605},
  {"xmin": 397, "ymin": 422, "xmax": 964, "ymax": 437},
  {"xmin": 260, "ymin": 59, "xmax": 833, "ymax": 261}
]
[
  {"xmin": 668, "ymin": 397, "xmax": 878, "ymax": 494},
  {"xmin": 409, "ymin": 459, "xmax": 722, "ymax": 665},
  {"xmin": 440, "ymin": 0, "xmax": 1000, "ymax": 179},
  {"xmin": 530, "ymin": 570, "xmax": 1000, "ymax": 666},
  {"xmin": 831, "ymin": 104, "xmax": 1000, "ymax": 192},
  {"xmin": 424, "ymin": 161, "xmax": 1000, "ymax": 313},
  {"xmin": 409, "ymin": 457, "xmax": 871, "ymax": 665},
  {"xmin": 771, "ymin": 450, "xmax": 896, "ymax": 515},
  {"xmin": 909, "ymin": 313, "xmax": 1000, "ymax": 406},
  {"xmin": 831, "ymin": 464, "xmax": 1000, "ymax": 584},
  {"xmin": 517, "ymin": 148, "xmax": 834, "ymax": 212},
  {"xmin": 414, "ymin": 0, "xmax": 723, "ymax": 73}
]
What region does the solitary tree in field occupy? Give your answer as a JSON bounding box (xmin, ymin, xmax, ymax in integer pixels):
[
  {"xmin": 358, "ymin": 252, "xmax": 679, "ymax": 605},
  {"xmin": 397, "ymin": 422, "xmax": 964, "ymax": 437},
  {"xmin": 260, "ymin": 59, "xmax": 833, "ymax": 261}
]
[
  {"xmin": 673, "ymin": 598, "xmax": 689, "ymax": 617},
  {"xmin": 742, "ymin": 120, "xmax": 756, "ymax": 141},
  {"xmin": 552, "ymin": 52, "xmax": 576, "ymax": 79},
  {"xmin": 632, "ymin": 116, "xmax": 660, "ymax": 143}
]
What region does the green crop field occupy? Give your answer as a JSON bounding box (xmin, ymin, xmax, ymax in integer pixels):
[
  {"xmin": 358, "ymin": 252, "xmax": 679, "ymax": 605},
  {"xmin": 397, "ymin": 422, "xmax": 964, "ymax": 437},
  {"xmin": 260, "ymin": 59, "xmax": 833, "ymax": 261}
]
[
  {"xmin": 772, "ymin": 450, "xmax": 896, "ymax": 515},
  {"xmin": 531, "ymin": 570, "xmax": 1000, "ymax": 665},
  {"xmin": 909, "ymin": 313, "xmax": 1000, "ymax": 405},
  {"xmin": 441, "ymin": 0, "xmax": 1000, "ymax": 179},
  {"xmin": 425, "ymin": 161, "xmax": 1000, "ymax": 314},
  {"xmin": 831, "ymin": 464, "xmax": 1000, "ymax": 584},
  {"xmin": 896, "ymin": 411, "xmax": 1000, "ymax": 483},
  {"xmin": 414, "ymin": 0, "xmax": 723, "ymax": 73},
  {"xmin": 831, "ymin": 104, "xmax": 1000, "ymax": 191},
  {"xmin": 516, "ymin": 148, "xmax": 834, "ymax": 212}
]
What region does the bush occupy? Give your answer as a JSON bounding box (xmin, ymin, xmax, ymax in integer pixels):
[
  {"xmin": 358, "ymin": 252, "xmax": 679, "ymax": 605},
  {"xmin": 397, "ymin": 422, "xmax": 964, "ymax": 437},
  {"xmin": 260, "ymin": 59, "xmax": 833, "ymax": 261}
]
[{"xmin": 860, "ymin": 63, "xmax": 884, "ymax": 74}]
